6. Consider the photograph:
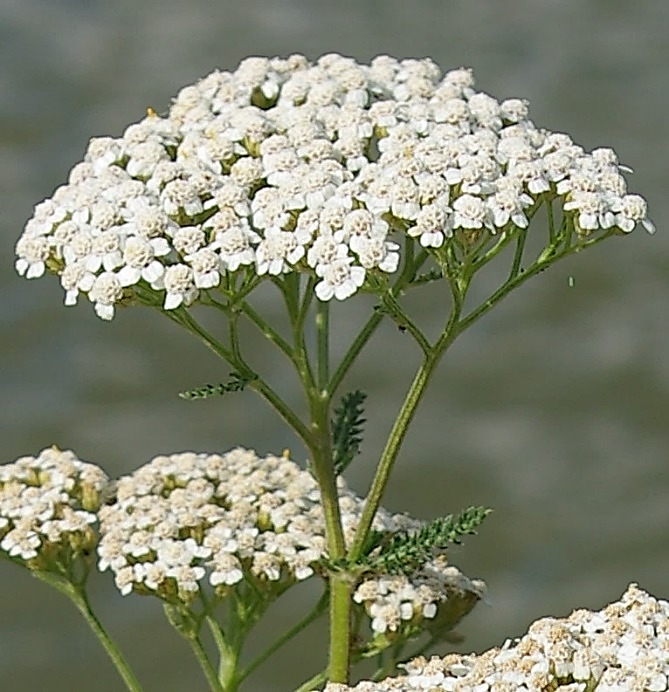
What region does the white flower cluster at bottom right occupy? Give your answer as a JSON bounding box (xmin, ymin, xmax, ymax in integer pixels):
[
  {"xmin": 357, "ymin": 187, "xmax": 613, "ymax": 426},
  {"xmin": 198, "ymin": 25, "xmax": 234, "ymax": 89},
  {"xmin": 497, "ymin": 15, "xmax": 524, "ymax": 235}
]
[{"xmin": 325, "ymin": 583, "xmax": 669, "ymax": 692}]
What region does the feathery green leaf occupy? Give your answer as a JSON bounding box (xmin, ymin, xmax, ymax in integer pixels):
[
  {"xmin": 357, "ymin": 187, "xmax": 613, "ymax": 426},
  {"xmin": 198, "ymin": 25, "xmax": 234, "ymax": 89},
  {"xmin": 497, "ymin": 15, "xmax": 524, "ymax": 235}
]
[
  {"xmin": 178, "ymin": 372, "xmax": 253, "ymax": 400},
  {"xmin": 332, "ymin": 390, "xmax": 367, "ymax": 476},
  {"xmin": 364, "ymin": 506, "xmax": 491, "ymax": 575},
  {"xmin": 411, "ymin": 268, "xmax": 443, "ymax": 285}
]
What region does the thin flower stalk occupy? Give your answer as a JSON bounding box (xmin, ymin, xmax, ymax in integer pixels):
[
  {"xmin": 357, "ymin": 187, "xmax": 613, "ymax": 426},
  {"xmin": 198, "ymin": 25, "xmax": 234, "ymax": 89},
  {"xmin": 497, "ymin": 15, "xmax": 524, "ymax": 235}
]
[
  {"xmin": 34, "ymin": 573, "xmax": 144, "ymax": 692},
  {"xmin": 239, "ymin": 592, "xmax": 328, "ymax": 683}
]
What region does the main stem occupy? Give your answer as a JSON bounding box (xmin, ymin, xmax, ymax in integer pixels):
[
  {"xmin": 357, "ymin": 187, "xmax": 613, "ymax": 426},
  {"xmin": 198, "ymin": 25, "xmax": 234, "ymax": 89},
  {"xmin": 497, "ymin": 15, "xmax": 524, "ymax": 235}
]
[{"xmin": 309, "ymin": 299, "xmax": 351, "ymax": 684}]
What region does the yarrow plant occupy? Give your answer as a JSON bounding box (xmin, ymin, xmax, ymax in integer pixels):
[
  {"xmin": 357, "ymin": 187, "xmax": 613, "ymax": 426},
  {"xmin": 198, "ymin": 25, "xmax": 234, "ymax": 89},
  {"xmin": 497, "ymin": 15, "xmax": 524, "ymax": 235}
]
[{"xmin": 7, "ymin": 54, "xmax": 654, "ymax": 690}]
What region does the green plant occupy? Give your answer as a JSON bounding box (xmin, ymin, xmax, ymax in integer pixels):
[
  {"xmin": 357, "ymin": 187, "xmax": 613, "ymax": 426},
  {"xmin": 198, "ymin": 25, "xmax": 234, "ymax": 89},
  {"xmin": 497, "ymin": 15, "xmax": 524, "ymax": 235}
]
[{"xmin": 6, "ymin": 54, "xmax": 653, "ymax": 690}]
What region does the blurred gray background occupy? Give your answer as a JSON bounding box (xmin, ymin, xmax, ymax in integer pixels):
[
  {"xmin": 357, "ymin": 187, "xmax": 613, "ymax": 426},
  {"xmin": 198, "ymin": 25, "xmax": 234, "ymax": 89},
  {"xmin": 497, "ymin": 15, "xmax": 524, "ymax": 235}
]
[{"xmin": 1, "ymin": 1, "xmax": 668, "ymax": 689}]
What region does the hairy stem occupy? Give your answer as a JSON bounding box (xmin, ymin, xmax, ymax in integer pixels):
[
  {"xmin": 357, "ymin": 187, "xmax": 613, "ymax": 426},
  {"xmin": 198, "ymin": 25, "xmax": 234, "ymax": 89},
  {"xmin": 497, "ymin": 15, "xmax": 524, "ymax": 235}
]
[{"xmin": 327, "ymin": 576, "xmax": 353, "ymax": 683}]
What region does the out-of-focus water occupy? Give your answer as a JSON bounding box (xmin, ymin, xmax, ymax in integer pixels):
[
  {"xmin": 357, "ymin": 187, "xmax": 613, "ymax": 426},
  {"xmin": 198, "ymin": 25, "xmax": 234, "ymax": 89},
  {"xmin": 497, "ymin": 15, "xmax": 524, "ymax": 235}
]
[{"xmin": 2, "ymin": 1, "xmax": 668, "ymax": 690}]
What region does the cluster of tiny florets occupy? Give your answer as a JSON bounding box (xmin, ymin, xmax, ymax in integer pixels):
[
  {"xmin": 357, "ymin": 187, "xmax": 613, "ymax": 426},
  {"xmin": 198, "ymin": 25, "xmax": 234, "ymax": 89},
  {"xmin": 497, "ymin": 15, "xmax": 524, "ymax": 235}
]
[
  {"xmin": 0, "ymin": 447, "xmax": 109, "ymax": 564},
  {"xmin": 325, "ymin": 583, "xmax": 669, "ymax": 692},
  {"xmin": 96, "ymin": 447, "xmax": 477, "ymax": 618},
  {"xmin": 16, "ymin": 54, "xmax": 653, "ymax": 320},
  {"xmin": 0, "ymin": 444, "xmax": 482, "ymax": 626},
  {"xmin": 97, "ymin": 448, "xmax": 337, "ymax": 597},
  {"xmin": 353, "ymin": 555, "xmax": 485, "ymax": 637}
]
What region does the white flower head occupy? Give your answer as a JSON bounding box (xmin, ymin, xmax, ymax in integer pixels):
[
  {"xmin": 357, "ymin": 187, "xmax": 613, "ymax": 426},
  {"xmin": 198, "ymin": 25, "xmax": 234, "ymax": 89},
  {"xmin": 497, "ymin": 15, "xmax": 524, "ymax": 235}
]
[
  {"xmin": 160, "ymin": 263, "xmax": 198, "ymax": 310},
  {"xmin": 60, "ymin": 261, "xmax": 96, "ymax": 305},
  {"xmin": 409, "ymin": 204, "xmax": 453, "ymax": 248},
  {"xmin": 212, "ymin": 223, "xmax": 259, "ymax": 271},
  {"xmin": 15, "ymin": 234, "xmax": 50, "ymax": 278},
  {"xmin": 88, "ymin": 271, "xmax": 123, "ymax": 320},
  {"xmin": 315, "ymin": 256, "xmax": 366, "ymax": 301},
  {"xmin": 117, "ymin": 236, "xmax": 169, "ymax": 288},
  {"xmin": 452, "ymin": 194, "xmax": 490, "ymax": 231},
  {"xmin": 15, "ymin": 55, "xmax": 652, "ymax": 318},
  {"xmin": 0, "ymin": 447, "xmax": 109, "ymax": 566},
  {"xmin": 255, "ymin": 228, "xmax": 306, "ymax": 276},
  {"xmin": 613, "ymin": 194, "xmax": 655, "ymax": 234}
]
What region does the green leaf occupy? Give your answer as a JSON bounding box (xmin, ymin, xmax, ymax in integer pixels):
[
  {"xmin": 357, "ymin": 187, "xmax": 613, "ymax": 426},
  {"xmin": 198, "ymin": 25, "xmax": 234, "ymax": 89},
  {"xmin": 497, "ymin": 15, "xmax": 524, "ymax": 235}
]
[
  {"xmin": 411, "ymin": 268, "xmax": 443, "ymax": 285},
  {"xmin": 332, "ymin": 390, "xmax": 367, "ymax": 476},
  {"xmin": 178, "ymin": 372, "xmax": 253, "ymax": 400},
  {"xmin": 364, "ymin": 506, "xmax": 491, "ymax": 576}
]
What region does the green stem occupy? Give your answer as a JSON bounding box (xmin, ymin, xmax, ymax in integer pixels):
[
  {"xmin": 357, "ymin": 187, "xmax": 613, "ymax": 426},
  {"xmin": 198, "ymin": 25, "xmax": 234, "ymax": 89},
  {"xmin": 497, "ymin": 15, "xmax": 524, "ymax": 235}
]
[
  {"xmin": 189, "ymin": 622, "xmax": 227, "ymax": 692},
  {"xmin": 290, "ymin": 278, "xmax": 317, "ymax": 392},
  {"xmin": 379, "ymin": 289, "xmax": 430, "ymax": 354},
  {"xmin": 295, "ymin": 670, "xmax": 328, "ymax": 692},
  {"xmin": 468, "ymin": 202, "xmax": 543, "ymax": 276},
  {"xmin": 328, "ymin": 245, "xmax": 431, "ymax": 397},
  {"xmin": 371, "ymin": 639, "xmax": 406, "ymax": 682},
  {"xmin": 316, "ymin": 299, "xmax": 329, "ymax": 393},
  {"xmin": 308, "ymin": 298, "xmax": 352, "ymax": 684},
  {"xmin": 33, "ymin": 573, "xmax": 143, "ymax": 692},
  {"xmin": 167, "ymin": 308, "xmax": 314, "ymax": 448},
  {"xmin": 307, "ymin": 399, "xmax": 350, "ymax": 683},
  {"xmin": 467, "ymin": 230, "xmax": 513, "ymax": 275},
  {"xmin": 347, "ymin": 262, "xmax": 470, "ymax": 563},
  {"xmin": 509, "ymin": 227, "xmax": 528, "ymax": 280},
  {"xmin": 164, "ymin": 601, "xmax": 227, "ymax": 692},
  {"xmin": 329, "ymin": 309, "xmax": 384, "ymax": 395},
  {"xmin": 459, "ymin": 232, "xmax": 612, "ymax": 333},
  {"xmin": 296, "ymin": 276, "xmax": 316, "ymax": 333},
  {"xmin": 402, "ymin": 632, "xmax": 439, "ymax": 663},
  {"xmin": 349, "ymin": 226, "xmax": 616, "ymax": 563},
  {"xmin": 547, "ymin": 198, "xmax": 557, "ymax": 244},
  {"xmin": 327, "ymin": 576, "xmax": 352, "ymax": 683},
  {"xmin": 239, "ymin": 592, "xmax": 328, "ymax": 682},
  {"xmin": 205, "ymin": 614, "xmax": 238, "ymax": 692},
  {"xmin": 240, "ymin": 300, "xmax": 294, "ymax": 359},
  {"xmin": 163, "ymin": 307, "xmax": 231, "ymax": 361},
  {"xmin": 73, "ymin": 589, "xmax": 143, "ymax": 692},
  {"xmin": 347, "ymin": 339, "xmax": 451, "ymax": 562}
]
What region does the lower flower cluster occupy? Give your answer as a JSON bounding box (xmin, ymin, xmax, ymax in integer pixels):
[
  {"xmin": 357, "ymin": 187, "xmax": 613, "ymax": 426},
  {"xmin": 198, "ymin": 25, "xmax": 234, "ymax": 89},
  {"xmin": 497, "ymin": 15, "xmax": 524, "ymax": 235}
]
[
  {"xmin": 97, "ymin": 448, "xmax": 417, "ymax": 598},
  {"xmin": 353, "ymin": 556, "xmax": 485, "ymax": 638},
  {"xmin": 0, "ymin": 446, "xmax": 484, "ymax": 640},
  {"xmin": 325, "ymin": 583, "xmax": 669, "ymax": 691},
  {"xmin": 0, "ymin": 447, "xmax": 109, "ymax": 566}
]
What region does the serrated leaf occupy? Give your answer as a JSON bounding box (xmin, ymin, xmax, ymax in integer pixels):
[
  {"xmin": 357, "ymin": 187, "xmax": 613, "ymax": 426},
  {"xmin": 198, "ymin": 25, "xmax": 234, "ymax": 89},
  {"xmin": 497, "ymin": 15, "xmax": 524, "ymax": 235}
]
[
  {"xmin": 364, "ymin": 506, "xmax": 491, "ymax": 576},
  {"xmin": 411, "ymin": 268, "xmax": 443, "ymax": 285},
  {"xmin": 332, "ymin": 390, "xmax": 367, "ymax": 476},
  {"xmin": 178, "ymin": 372, "xmax": 252, "ymax": 400}
]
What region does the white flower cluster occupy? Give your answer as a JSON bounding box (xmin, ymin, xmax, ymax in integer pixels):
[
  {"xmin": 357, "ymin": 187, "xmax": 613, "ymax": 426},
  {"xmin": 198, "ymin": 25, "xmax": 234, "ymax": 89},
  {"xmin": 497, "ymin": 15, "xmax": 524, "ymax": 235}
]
[
  {"xmin": 325, "ymin": 583, "xmax": 669, "ymax": 692},
  {"xmin": 96, "ymin": 446, "xmax": 481, "ymax": 627},
  {"xmin": 0, "ymin": 447, "xmax": 109, "ymax": 562},
  {"xmin": 353, "ymin": 555, "xmax": 485, "ymax": 636},
  {"xmin": 98, "ymin": 448, "xmax": 336, "ymax": 597},
  {"xmin": 16, "ymin": 55, "xmax": 654, "ymax": 320}
]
